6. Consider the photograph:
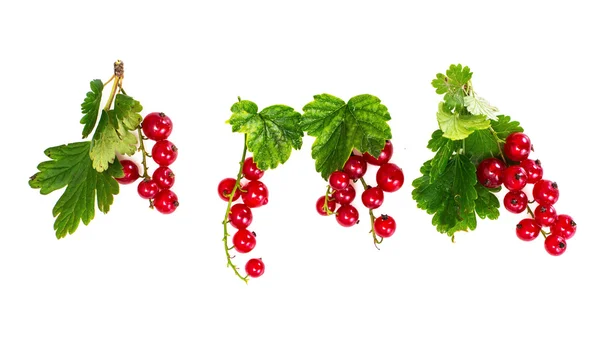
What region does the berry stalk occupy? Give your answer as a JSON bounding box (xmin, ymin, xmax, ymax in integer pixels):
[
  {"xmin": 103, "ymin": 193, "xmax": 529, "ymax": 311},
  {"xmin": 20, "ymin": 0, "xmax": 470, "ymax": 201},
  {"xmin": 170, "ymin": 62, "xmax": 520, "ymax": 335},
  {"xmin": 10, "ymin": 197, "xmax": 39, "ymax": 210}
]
[{"xmin": 359, "ymin": 177, "xmax": 382, "ymax": 248}]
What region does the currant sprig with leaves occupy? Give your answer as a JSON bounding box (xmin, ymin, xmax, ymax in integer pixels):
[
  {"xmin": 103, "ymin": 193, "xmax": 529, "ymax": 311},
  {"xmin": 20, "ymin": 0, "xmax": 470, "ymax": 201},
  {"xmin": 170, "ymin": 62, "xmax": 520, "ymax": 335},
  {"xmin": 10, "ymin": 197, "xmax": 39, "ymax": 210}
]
[{"xmin": 29, "ymin": 60, "xmax": 145, "ymax": 238}]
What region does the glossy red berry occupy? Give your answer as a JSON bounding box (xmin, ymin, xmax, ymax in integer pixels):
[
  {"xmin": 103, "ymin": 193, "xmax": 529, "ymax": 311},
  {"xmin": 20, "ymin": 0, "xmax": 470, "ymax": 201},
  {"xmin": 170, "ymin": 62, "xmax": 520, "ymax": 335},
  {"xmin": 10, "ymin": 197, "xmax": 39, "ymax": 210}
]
[
  {"xmin": 316, "ymin": 196, "xmax": 337, "ymax": 216},
  {"xmin": 232, "ymin": 229, "xmax": 256, "ymax": 253},
  {"xmin": 516, "ymin": 218, "xmax": 541, "ymax": 241},
  {"xmin": 245, "ymin": 258, "xmax": 265, "ymax": 278},
  {"xmin": 534, "ymin": 204, "xmax": 557, "ymax": 227},
  {"xmin": 503, "ymin": 165, "xmax": 528, "ymax": 191},
  {"xmin": 363, "ymin": 141, "xmax": 393, "ymax": 165},
  {"xmin": 476, "ymin": 158, "xmax": 506, "ymax": 188},
  {"xmin": 532, "ymin": 180, "xmax": 559, "ymax": 206},
  {"xmin": 333, "ymin": 185, "xmax": 356, "ymax": 205},
  {"xmin": 504, "ymin": 132, "xmax": 531, "ymax": 161},
  {"xmin": 544, "ymin": 234, "xmax": 567, "ymax": 256},
  {"xmin": 218, "ymin": 178, "xmax": 240, "ymax": 201},
  {"xmin": 242, "ymin": 181, "xmax": 269, "ymax": 208},
  {"xmin": 137, "ymin": 179, "xmax": 159, "ymax": 199},
  {"xmin": 343, "ymin": 155, "xmax": 367, "ymax": 180},
  {"xmin": 361, "ymin": 186, "xmax": 384, "ymax": 209},
  {"xmin": 503, "ymin": 191, "xmax": 528, "ymax": 214},
  {"xmin": 142, "ymin": 112, "xmax": 173, "ymax": 141},
  {"xmin": 520, "ymin": 159, "xmax": 543, "ymax": 184},
  {"xmin": 374, "ymin": 215, "xmax": 396, "ymax": 238},
  {"xmin": 228, "ymin": 203, "xmax": 253, "ymax": 229},
  {"xmin": 152, "ymin": 140, "xmax": 178, "ymax": 166},
  {"xmin": 329, "ymin": 171, "xmax": 350, "ymax": 191},
  {"xmin": 115, "ymin": 159, "xmax": 140, "ymax": 185},
  {"xmin": 152, "ymin": 166, "xmax": 175, "ymax": 189},
  {"xmin": 242, "ymin": 157, "xmax": 264, "ymax": 181},
  {"xmin": 550, "ymin": 214, "xmax": 577, "ymax": 240},
  {"xmin": 376, "ymin": 163, "xmax": 404, "ymax": 192},
  {"xmin": 335, "ymin": 204, "xmax": 359, "ymax": 227},
  {"xmin": 153, "ymin": 189, "xmax": 179, "ymax": 214}
]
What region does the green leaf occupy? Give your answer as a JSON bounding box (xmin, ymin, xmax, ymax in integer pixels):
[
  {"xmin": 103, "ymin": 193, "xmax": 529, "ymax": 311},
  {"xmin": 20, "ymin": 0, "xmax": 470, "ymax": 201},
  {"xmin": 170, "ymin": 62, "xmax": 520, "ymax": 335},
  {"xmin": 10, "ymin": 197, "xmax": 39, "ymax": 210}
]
[
  {"xmin": 474, "ymin": 184, "xmax": 500, "ymax": 220},
  {"xmin": 491, "ymin": 115, "xmax": 523, "ymax": 141},
  {"xmin": 436, "ymin": 102, "xmax": 490, "ymax": 140},
  {"xmin": 431, "ymin": 64, "xmax": 472, "ymax": 109},
  {"xmin": 80, "ymin": 80, "xmax": 104, "ymax": 138},
  {"xmin": 90, "ymin": 110, "xmax": 137, "ymax": 172},
  {"xmin": 29, "ymin": 141, "xmax": 122, "ymax": 239},
  {"xmin": 113, "ymin": 94, "xmax": 143, "ymax": 130},
  {"xmin": 464, "ymin": 115, "xmax": 524, "ymax": 163},
  {"xmin": 300, "ymin": 94, "xmax": 392, "ymax": 179},
  {"xmin": 227, "ymin": 100, "xmax": 303, "ymax": 170},
  {"xmin": 465, "ymin": 94, "xmax": 498, "ymax": 120},
  {"xmin": 427, "ymin": 130, "xmax": 456, "ymax": 182}
]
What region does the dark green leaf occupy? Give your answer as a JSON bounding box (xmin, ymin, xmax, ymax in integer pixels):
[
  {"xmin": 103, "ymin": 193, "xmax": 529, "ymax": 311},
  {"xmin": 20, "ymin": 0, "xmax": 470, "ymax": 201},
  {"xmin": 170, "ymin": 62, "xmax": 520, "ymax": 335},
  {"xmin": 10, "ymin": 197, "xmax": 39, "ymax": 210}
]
[
  {"xmin": 491, "ymin": 115, "xmax": 523, "ymax": 141},
  {"xmin": 80, "ymin": 80, "xmax": 103, "ymax": 138},
  {"xmin": 428, "ymin": 130, "xmax": 456, "ymax": 182},
  {"xmin": 474, "ymin": 183, "xmax": 500, "ymax": 220}
]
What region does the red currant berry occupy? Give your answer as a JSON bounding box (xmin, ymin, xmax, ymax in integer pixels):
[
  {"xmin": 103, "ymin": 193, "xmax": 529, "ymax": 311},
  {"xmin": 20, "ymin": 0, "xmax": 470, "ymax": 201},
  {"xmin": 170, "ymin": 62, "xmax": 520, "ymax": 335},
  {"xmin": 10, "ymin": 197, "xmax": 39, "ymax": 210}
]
[
  {"xmin": 115, "ymin": 159, "xmax": 140, "ymax": 185},
  {"xmin": 333, "ymin": 185, "xmax": 356, "ymax": 205},
  {"xmin": 520, "ymin": 159, "xmax": 543, "ymax": 184},
  {"xmin": 550, "ymin": 214, "xmax": 577, "ymax": 240},
  {"xmin": 516, "ymin": 218, "xmax": 541, "ymax": 241},
  {"xmin": 502, "ymin": 165, "xmax": 528, "ymax": 191},
  {"xmin": 152, "ymin": 166, "xmax": 175, "ymax": 189},
  {"xmin": 534, "ymin": 204, "xmax": 558, "ymax": 227},
  {"xmin": 335, "ymin": 204, "xmax": 359, "ymax": 227},
  {"xmin": 153, "ymin": 189, "xmax": 179, "ymax": 214},
  {"xmin": 137, "ymin": 179, "xmax": 160, "ymax": 199},
  {"xmin": 374, "ymin": 214, "xmax": 396, "ymax": 238},
  {"xmin": 329, "ymin": 171, "xmax": 350, "ymax": 191},
  {"xmin": 376, "ymin": 163, "xmax": 404, "ymax": 192},
  {"xmin": 363, "ymin": 141, "xmax": 393, "ymax": 165},
  {"xmin": 504, "ymin": 132, "xmax": 531, "ymax": 161},
  {"xmin": 242, "ymin": 181, "xmax": 269, "ymax": 208},
  {"xmin": 152, "ymin": 140, "xmax": 178, "ymax": 166},
  {"xmin": 218, "ymin": 178, "xmax": 240, "ymax": 201},
  {"xmin": 532, "ymin": 180, "xmax": 559, "ymax": 206},
  {"xmin": 361, "ymin": 186, "xmax": 384, "ymax": 209},
  {"xmin": 316, "ymin": 196, "xmax": 337, "ymax": 216},
  {"xmin": 343, "ymin": 155, "xmax": 367, "ymax": 180},
  {"xmin": 232, "ymin": 229, "xmax": 256, "ymax": 253},
  {"xmin": 242, "ymin": 157, "xmax": 264, "ymax": 181},
  {"xmin": 245, "ymin": 258, "xmax": 265, "ymax": 278},
  {"xmin": 476, "ymin": 158, "xmax": 506, "ymax": 188},
  {"xmin": 142, "ymin": 112, "xmax": 173, "ymax": 141},
  {"xmin": 503, "ymin": 191, "xmax": 528, "ymax": 214},
  {"xmin": 228, "ymin": 203, "xmax": 253, "ymax": 229},
  {"xmin": 544, "ymin": 234, "xmax": 567, "ymax": 256}
]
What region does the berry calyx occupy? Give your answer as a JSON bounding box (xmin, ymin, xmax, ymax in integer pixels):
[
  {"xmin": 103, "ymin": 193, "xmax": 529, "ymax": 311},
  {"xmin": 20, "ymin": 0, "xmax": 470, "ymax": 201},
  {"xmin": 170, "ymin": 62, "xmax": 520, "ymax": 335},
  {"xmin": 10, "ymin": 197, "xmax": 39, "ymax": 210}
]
[
  {"xmin": 502, "ymin": 165, "xmax": 528, "ymax": 191},
  {"xmin": 137, "ymin": 179, "xmax": 159, "ymax": 199},
  {"xmin": 363, "ymin": 140, "xmax": 393, "ymax": 165},
  {"xmin": 242, "ymin": 181, "xmax": 269, "ymax": 208},
  {"xmin": 242, "ymin": 157, "xmax": 264, "ymax": 181},
  {"xmin": 228, "ymin": 203, "xmax": 253, "ymax": 229},
  {"xmin": 218, "ymin": 178, "xmax": 241, "ymax": 201},
  {"xmin": 534, "ymin": 204, "xmax": 557, "ymax": 227},
  {"xmin": 504, "ymin": 132, "xmax": 531, "ymax": 161},
  {"xmin": 520, "ymin": 159, "xmax": 543, "ymax": 184},
  {"xmin": 550, "ymin": 214, "xmax": 577, "ymax": 240},
  {"xmin": 152, "ymin": 166, "xmax": 175, "ymax": 189},
  {"xmin": 532, "ymin": 180, "xmax": 559, "ymax": 206},
  {"xmin": 152, "ymin": 140, "xmax": 178, "ymax": 166},
  {"xmin": 503, "ymin": 191, "xmax": 528, "ymax": 214},
  {"xmin": 115, "ymin": 159, "xmax": 140, "ymax": 185},
  {"xmin": 141, "ymin": 112, "xmax": 173, "ymax": 141},
  {"xmin": 516, "ymin": 218, "xmax": 541, "ymax": 241},
  {"xmin": 153, "ymin": 189, "xmax": 179, "ymax": 214},
  {"xmin": 376, "ymin": 163, "xmax": 404, "ymax": 192},
  {"xmin": 476, "ymin": 158, "xmax": 506, "ymax": 188},
  {"xmin": 361, "ymin": 186, "xmax": 384, "ymax": 209},
  {"xmin": 544, "ymin": 234, "xmax": 567, "ymax": 256},
  {"xmin": 329, "ymin": 171, "xmax": 350, "ymax": 191},
  {"xmin": 245, "ymin": 258, "xmax": 265, "ymax": 278},
  {"xmin": 316, "ymin": 196, "xmax": 336, "ymax": 216},
  {"xmin": 374, "ymin": 215, "xmax": 396, "ymax": 238},
  {"xmin": 343, "ymin": 155, "xmax": 367, "ymax": 180},
  {"xmin": 333, "ymin": 184, "xmax": 356, "ymax": 205},
  {"xmin": 232, "ymin": 229, "xmax": 256, "ymax": 253},
  {"xmin": 335, "ymin": 204, "xmax": 359, "ymax": 227}
]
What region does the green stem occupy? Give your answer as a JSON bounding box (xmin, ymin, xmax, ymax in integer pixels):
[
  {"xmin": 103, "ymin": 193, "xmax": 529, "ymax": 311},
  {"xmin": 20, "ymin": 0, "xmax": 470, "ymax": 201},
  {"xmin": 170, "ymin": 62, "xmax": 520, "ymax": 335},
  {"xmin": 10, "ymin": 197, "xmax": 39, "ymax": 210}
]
[
  {"xmin": 359, "ymin": 177, "xmax": 382, "ymax": 248},
  {"xmin": 137, "ymin": 127, "xmax": 151, "ymax": 180},
  {"xmin": 103, "ymin": 74, "xmax": 120, "ymax": 111},
  {"xmin": 526, "ymin": 204, "xmax": 547, "ymax": 239},
  {"xmin": 322, "ymin": 185, "xmax": 336, "ymax": 215},
  {"xmin": 489, "ymin": 127, "xmax": 507, "ymax": 163}
]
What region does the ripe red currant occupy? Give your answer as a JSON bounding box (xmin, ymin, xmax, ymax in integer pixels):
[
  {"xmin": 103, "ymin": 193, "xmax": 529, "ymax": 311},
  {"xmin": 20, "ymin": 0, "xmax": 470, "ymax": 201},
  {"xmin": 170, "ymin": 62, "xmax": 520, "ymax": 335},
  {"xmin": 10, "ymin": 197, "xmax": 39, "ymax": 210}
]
[
  {"xmin": 374, "ymin": 215, "xmax": 396, "ymax": 238},
  {"xmin": 343, "ymin": 155, "xmax": 367, "ymax": 180},
  {"xmin": 550, "ymin": 214, "xmax": 577, "ymax": 240},
  {"xmin": 504, "ymin": 132, "xmax": 531, "ymax": 161},
  {"xmin": 516, "ymin": 218, "xmax": 541, "ymax": 241},
  {"xmin": 137, "ymin": 179, "xmax": 160, "ymax": 199},
  {"xmin": 218, "ymin": 178, "xmax": 240, "ymax": 201},
  {"xmin": 502, "ymin": 165, "xmax": 528, "ymax": 191},
  {"xmin": 152, "ymin": 140, "xmax": 178, "ymax": 166},
  {"xmin": 361, "ymin": 186, "xmax": 384, "ymax": 209},
  {"xmin": 376, "ymin": 163, "xmax": 404, "ymax": 192},
  {"xmin": 520, "ymin": 159, "xmax": 543, "ymax": 184},
  {"xmin": 153, "ymin": 189, "xmax": 179, "ymax": 214},
  {"xmin": 503, "ymin": 191, "xmax": 528, "ymax": 214},
  {"xmin": 242, "ymin": 181, "xmax": 269, "ymax": 208},
  {"xmin": 363, "ymin": 141, "xmax": 393, "ymax": 165},
  {"xmin": 142, "ymin": 112, "xmax": 173, "ymax": 141},
  {"xmin": 532, "ymin": 180, "xmax": 559, "ymax": 206},
  {"xmin": 333, "ymin": 185, "xmax": 356, "ymax": 205},
  {"xmin": 115, "ymin": 159, "xmax": 140, "ymax": 185},
  {"xmin": 232, "ymin": 229, "xmax": 256, "ymax": 253},
  {"xmin": 534, "ymin": 204, "xmax": 557, "ymax": 227},
  {"xmin": 329, "ymin": 171, "xmax": 350, "ymax": 191},
  {"xmin": 335, "ymin": 204, "xmax": 359, "ymax": 227},
  {"xmin": 228, "ymin": 203, "xmax": 253, "ymax": 229},
  {"xmin": 152, "ymin": 166, "xmax": 175, "ymax": 189},
  {"xmin": 242, "ymin": 157, "xmax": 264, "ymax": 181},
  {"xmin": 316, "ymin": 196, "xmax": 337, "ymax": 216},
  {"xmin": 476, "ymin": 158, "xmax": 506, "ymax": 188},
  {"xmin": 245, "ymin": 258, "xmax": 265, "ymax": 278},
  {"xmin": 544, "ymin": 234, "xmax": 567, "ymax": 256}
]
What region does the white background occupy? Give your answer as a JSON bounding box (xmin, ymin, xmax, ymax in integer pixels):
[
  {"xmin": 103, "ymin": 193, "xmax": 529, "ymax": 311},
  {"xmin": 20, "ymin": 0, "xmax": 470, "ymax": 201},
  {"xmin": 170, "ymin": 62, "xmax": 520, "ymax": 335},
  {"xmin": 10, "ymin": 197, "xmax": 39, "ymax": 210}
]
[{"xmin": 1, "ymin": 1, "xmax": 598, "ymax": 359}]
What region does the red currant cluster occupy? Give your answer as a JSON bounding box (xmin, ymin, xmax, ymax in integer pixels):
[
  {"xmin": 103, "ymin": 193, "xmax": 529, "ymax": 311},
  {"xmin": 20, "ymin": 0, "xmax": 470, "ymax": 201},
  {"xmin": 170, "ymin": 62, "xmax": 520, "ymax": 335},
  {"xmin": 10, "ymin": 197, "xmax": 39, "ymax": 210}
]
[
  {"xmin": 115, "ymin": 112, "xmax": 179, "ymax": 214},
  {"xmin": 477, "ymin": 132, "xmax": 577, "ymax": 256},
  {"xmin": 316, "ymin": 141, "xmax": 404, "ymax": 245},
  {"xmin": 218, "ymin": 157, "xmax": 268, "ymax": 279}
]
